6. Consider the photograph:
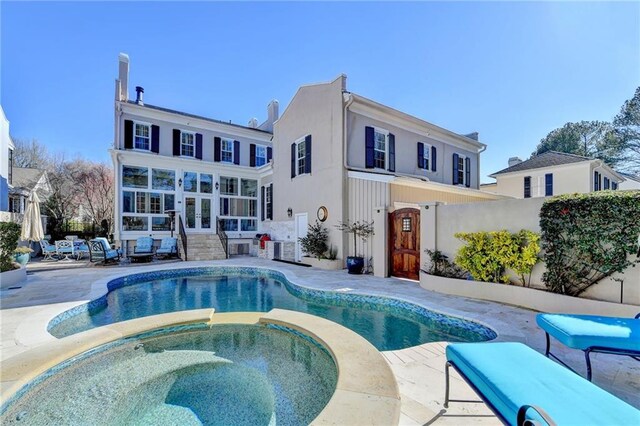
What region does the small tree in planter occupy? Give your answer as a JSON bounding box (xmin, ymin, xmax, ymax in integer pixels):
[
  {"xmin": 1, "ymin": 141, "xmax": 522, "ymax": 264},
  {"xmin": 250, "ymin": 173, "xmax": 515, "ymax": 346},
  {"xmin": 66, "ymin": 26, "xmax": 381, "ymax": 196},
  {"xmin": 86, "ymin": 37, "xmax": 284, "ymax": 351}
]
[
  {"xmin": 336, "ymin": 220, "xmax": 375, "ymax": 274},
  {"xmin": 0, "ymin": 222, "xmax": 21, "ymax": 272},
  {"xmin": 299, "ymin": 220, "xmax": 329, "ymax": 259}
]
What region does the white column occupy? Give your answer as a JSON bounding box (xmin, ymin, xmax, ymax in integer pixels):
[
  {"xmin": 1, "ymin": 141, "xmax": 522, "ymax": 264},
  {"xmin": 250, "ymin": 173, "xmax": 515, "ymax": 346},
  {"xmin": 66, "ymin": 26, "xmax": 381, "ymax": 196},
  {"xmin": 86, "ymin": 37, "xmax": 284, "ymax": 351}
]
[
  {"xmin": 419, "ymin": 202, "xmax": 439, "ymax": 270},
  {"xmin": 372, "ymin": 206, "xmax": 387, "ymax": 277}
]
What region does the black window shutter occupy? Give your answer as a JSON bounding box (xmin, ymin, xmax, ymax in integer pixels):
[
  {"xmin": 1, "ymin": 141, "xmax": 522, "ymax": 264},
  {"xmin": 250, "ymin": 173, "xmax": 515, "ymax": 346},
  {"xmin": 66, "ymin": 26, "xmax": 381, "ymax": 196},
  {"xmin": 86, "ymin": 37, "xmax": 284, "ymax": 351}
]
[
  {"xmin": 604, "ymin": 177, "xmax": 610, "ymax": 190},
  {"xmin": 268, "ymin": 184, "xmax": 273, "ymax": 220},
  {"xmin": 172, "ymin": 129, "xmax": 180, "ymax": 156},
  {"xmin": 267, "ymin": 147, "xmax": 273, "ymax": 162},
  {"xmin": 233, "ymin": 140, "xmax": 240, "ymax": 165},
  {"xmin": 365, "ymin": 126, "xmax": 375, "ymax": 168},
  {"xmin": 524, "ymin": 177, "xmax": 531, "ymax": 198},
  {"xmin": 250, "ymin": 144, "xmax": 256, "ymax": 167},
  {"xmin": 214, "ymin": 137, "xmax": 221, "ymax": 162},
  {"xmin": 545, "ymin": 173, "xmax": 553, "ymax": 196},
  {"xmin": 431, "ymin": 146, "xmax": 437, "ymax": 172},
  {"xmin": 305, "ymin": 135, "xmax": 312, "ymax": 174},
  {"xmin": 465, "ymin": 157, "xmax": 471, "ymax": 187},
  {"xmin": 195, "ymin": 133, "xmax": 203, "ymax": 159},
  {"xmin": 124, "ymin": 120, "xmax": 133, "ymax": 149},
  {"xmin": 291, "ymin": 143, "xmax": 296, "ymax": 178},
  {"xmin": 151, "ymin": 125, "xmax": 160, "ymax": 153},
  {"xmin": 261, "ymin": 186, "xmax": 265, "ymax": 221},
  {"xmin": 599, "ymin": 172, "xmax": 602, "ymax": 191},
  {"xmin": 452, "ymin": 153, "xmax": 459, "ymax": 185},
  {"xmin": 388, "ymin": 133, "xmax": 395, "ymax": 172},
  {"xmin": 417, "ymin": 142, "xmax": 425, "ymax": 169}
]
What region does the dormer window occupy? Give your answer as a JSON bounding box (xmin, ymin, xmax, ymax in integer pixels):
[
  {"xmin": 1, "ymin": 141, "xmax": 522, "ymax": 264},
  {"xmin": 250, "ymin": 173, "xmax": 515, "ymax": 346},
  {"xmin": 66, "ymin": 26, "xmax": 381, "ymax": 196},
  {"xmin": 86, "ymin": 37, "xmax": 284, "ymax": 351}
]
[
  {"xmin": 181, "ymin": 132, "xmax": 195, "ymax": 157},
  {"xmin": 134, "ymin": 123, "xmax": 150, "ymax": 150}
]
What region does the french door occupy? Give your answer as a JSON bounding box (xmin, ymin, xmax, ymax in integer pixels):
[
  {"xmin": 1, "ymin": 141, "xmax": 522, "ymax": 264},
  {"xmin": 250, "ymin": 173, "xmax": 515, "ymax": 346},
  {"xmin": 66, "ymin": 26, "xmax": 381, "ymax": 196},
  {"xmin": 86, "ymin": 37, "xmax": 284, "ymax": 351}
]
[{"xmin": 184, "ymin": 196, "xmax": 213, "ymax": 231}]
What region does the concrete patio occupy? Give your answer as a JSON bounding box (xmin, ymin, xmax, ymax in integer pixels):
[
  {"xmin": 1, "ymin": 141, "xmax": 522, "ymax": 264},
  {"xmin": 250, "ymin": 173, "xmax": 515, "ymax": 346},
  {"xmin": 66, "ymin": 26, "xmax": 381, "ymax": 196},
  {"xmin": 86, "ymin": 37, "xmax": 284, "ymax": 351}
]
[{"xmin": 1, "ymin": 258, "xmax": 638, "ymax": 425}]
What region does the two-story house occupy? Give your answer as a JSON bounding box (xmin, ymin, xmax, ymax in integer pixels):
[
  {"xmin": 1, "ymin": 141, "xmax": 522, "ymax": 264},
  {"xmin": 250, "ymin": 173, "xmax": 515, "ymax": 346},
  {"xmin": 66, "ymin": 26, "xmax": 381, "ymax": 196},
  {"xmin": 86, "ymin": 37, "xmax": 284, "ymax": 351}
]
[
  {"xmin": 482, "ymin": 151, "xmax": 624, "ymax": 199},
  {"xmin": 1, "ymin": 106, "xmax": 15, "ymax": 214},
  {"xmin": 111, "ymin": 54, "xmax": 275, "ymax": 259},
  {"xmin": 268, "ymin": 75, "xmax": 501, "ymax": 279}
]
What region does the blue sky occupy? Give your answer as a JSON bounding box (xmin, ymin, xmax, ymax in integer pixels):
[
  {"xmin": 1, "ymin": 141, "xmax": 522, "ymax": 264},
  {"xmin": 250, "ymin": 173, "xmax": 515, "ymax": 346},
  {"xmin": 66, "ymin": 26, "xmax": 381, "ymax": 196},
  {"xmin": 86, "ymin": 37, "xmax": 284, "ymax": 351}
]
[{"xmin": 2, "ymin": 1, "xmax": 638, "ymax": 182}]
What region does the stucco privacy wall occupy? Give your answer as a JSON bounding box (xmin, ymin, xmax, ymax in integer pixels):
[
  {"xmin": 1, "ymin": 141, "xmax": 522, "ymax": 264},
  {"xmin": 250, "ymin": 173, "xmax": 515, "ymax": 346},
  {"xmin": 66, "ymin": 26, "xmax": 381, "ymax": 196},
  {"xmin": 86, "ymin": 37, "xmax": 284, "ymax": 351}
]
[
  {"xmin": 420, "ymin": 197, "xmax": 640, "ymax": 305},
  {"xmin": 272, "ymin": 76, "xmax": 347, "ymax": 261}
]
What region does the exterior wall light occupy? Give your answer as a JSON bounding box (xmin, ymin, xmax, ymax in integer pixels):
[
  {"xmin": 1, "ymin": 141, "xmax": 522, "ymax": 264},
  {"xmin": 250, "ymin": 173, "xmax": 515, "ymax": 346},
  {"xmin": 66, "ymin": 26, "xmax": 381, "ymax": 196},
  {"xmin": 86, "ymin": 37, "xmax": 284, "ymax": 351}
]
[
  {"xmin": 178, "ymin": 178, "xmax": 183, "ymax": 188},
  {"xmin": 287, "ymin": 208, "xmax": 293, "ymax": 218},
  {"xmin": 215, "ymin": 182, "xmax": 219, "ymax": 191}
]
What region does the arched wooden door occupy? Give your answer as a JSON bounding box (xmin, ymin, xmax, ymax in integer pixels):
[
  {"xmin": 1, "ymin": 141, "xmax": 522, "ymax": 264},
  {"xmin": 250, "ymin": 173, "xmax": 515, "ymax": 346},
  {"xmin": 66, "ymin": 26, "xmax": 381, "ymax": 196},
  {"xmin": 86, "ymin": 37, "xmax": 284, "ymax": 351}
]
[{"xmin": 389, "ymin": 208, "xmax": 420, "ymax": 280}]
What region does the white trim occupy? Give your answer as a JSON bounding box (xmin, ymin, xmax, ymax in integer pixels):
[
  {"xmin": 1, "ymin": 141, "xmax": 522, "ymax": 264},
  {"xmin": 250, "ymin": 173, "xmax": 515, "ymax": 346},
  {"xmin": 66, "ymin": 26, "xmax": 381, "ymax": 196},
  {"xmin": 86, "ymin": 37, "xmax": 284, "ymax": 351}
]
[
  {"xmin": 347, "ymin": 170, "xmax": 396, "ymax": 183},
  {"xmin": 221, "ymin": 138, "xmax": 234, "ymax": 163},
  {"xmin": 422, "ymin": 142, "xmax": 432, "ymax": 171},
  {"xmin": 294, "ymin": 135, "xmax": 308, "ymax": 177},
  {"xmin": 132, "ymin": 120, "xmax": 151, "ymax": 151},
  {"xmin": 455, "ymin": 153, "xmax": 467, "ymax": 187},
  {"xmin": 255, "ymin": 144, "xmax": 267, "ymax": 167},
  {"xmin": 489, "ymin": 159, "xmax": 590, "ymax": 179},
  {"xmin": 180, "ymin": 130, "xmax": 196, "ymax": 158},
  {"xmin": 373, "ymin": 127, "xmax": 389, "ymax": 171}
]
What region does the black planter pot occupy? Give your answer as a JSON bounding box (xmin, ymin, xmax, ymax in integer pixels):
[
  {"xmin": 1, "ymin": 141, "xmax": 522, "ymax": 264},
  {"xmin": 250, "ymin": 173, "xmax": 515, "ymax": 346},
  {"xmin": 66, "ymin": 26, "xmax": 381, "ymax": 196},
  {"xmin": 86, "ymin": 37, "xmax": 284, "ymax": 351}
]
[{"xmin": 346, "ymin": 256, "xmax": 364, "ymax": 274}]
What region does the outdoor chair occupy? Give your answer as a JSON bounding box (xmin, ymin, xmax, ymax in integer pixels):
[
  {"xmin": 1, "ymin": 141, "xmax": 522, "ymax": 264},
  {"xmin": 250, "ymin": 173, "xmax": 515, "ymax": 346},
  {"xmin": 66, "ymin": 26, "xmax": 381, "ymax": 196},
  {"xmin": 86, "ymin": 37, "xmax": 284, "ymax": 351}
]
[
  {"xmin": 39, "ymin": 240, "xmax": 58, "ymax": 261},
  {"xmin": 55, "ymin": 240, "xmax": 75, "ymax": 261},
  {"xmin": 155, "ymin": 237, "xmax": 178, "ymax": 258},
  {"xmin": 75, "ymin": 242, "xmax": 90, "ymax": 260},
  {"xmin": 444, "ymin": 342, "xmax": 640, "ymax": 426},
  {"xmin": 134, "ymin": 236, "xmax": 154, "ymax": 254},
  {"xmin": 89, "ymin": 238, "xmax": 120, "ymax": 264},
  {"xmin": 536, "ymin": 312, "xmax": 640, "ymax": 381}
]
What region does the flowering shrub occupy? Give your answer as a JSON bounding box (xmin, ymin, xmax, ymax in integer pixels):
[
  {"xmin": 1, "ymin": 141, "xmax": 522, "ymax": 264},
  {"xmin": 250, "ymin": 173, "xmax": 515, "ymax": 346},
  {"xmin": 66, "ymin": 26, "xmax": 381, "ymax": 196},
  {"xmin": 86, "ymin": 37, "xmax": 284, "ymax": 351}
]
[
  {"xmin": 540, "ymin": 190, "xmax": 640, "ymax": 296},
  {"xmin": 454, "ymin": 230, "xmax": 540, "ymax": 285}
]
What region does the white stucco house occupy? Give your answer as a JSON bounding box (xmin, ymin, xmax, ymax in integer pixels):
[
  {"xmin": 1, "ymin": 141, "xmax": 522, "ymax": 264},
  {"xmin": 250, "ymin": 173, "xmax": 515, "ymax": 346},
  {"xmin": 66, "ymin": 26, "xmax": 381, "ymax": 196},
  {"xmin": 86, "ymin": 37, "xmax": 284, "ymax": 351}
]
[
  {"xmin": 0, "ymin": 106, "xmax": 15, "ymax": 214},
  {"xmin": 111, "ymin": 55, "xmax": 502, "ymax": 276},
  {"xmin": 618, "ymin": 172, "xmax": 640, "ymax": 190},
  {"xmin": 481, "ymin": 151, "xmax": 625, "ymax": 199}
]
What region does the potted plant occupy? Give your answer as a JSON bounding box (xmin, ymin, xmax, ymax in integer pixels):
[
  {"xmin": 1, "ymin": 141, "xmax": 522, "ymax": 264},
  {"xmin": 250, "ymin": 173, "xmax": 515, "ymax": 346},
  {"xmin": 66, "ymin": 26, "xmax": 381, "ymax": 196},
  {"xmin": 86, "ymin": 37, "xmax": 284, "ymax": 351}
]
[
  {"xmin": 336, "ymin": 220, "xmax": 375, "ymax": 274},
  {"xmin": 14, "ymin": 246, "xmax": 34, "ymax": 266}
]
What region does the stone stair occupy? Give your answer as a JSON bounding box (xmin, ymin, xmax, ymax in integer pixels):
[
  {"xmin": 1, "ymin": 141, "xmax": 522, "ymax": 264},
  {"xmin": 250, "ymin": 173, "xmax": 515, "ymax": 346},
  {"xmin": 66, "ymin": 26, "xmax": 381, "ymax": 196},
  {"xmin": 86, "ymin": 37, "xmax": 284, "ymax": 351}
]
[{"xmin": 178, "ymin": 233, "xmax": 227, "ymax": 261}]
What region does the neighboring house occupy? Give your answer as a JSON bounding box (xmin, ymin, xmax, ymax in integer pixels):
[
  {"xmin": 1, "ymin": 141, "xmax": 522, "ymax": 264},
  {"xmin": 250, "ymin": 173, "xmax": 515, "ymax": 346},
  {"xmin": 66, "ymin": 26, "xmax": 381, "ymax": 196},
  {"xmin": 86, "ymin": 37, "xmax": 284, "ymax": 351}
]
[
  {"xmin": 483, "ymin": 151, "xmax": 624, "ymax": 199},
  {"xmin": 111, "ymin": 54, "xmax": 275, "ymax": 259},
  {"xmin": 0, "ymin": 106, "xmax": 15, "ymax": 213},
  {"xmin": 269, "ymin": 74, "xmax": 501, "ymax": 279},
  {"xmin": 8, "ymin": 167, "xmax": 51, "ymax": 214},
  {"xmin": 111, "ymin": 54, "xmax": 501, "ymax": 276},
  {"xmin": 618, "ymin": 172, "xmax": 640, "ymax": 190}
]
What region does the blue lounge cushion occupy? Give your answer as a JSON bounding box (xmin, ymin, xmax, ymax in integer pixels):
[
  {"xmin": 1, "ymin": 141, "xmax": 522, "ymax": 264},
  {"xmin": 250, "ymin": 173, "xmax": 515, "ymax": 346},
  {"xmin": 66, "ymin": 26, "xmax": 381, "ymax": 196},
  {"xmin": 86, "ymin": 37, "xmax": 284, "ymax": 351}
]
[
  {"xmin": 135, "ymin": 237, "xmax": 154, "ymax": 253},
  {"xmin": 105, "ymin": 249, "xmax": 119, "ymax": 260},
  {"xmin": 537, "ymin": 314, "xmax": 640, "ymax": 352},
  {"xmin": 157, "ymin": 237, "xmax": 177, "ymax": 254},
  {"xmin": 446, "ymin": 342, "xmax": 640, "ymax": 425}
]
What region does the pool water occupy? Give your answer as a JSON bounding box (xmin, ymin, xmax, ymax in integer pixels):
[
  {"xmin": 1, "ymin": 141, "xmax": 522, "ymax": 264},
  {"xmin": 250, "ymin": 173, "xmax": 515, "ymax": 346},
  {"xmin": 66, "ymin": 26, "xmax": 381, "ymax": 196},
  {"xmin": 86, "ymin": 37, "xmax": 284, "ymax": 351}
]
[
  {"xmin": 49, "ymin": 269, "xmax": 496, "ymax": 350},
  {"xmin": 1, "ymin": 324, "xmax": 337, "ymax": 426}
]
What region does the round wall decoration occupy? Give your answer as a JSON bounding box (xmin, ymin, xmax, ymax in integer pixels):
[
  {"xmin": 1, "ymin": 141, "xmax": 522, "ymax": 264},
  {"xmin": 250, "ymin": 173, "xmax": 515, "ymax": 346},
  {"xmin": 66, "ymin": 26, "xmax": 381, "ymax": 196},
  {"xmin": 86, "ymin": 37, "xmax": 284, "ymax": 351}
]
[{"xmin": 317, "ymin": 206, "xmax": 328, "ymax": 222}]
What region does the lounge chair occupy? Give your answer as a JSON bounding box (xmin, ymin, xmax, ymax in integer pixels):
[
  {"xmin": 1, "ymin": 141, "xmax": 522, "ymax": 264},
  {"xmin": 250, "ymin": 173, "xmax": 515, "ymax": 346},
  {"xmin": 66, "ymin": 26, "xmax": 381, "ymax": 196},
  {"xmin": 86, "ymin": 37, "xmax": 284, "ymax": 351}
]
[
  {"xmin": 75, "ymin": 242, "xmax": 89, "ymax": 260},
  {"xmin": 134, "ymin": 236, "xmax": 154, "ymax": 254},
  {"xmin": 89, "ymin": 238, "xmax": 120, "ymax": 264},
  {"xmin": 39, "ymin": 240, "xmax": 58, "ymax": 261},
  {"xmin": 55, "ymin": 240, "xmax": 75, "ymax": 261},
  {"xmin": 444, "ymin": 342, "xmax": 639, "ymax": 426},
  {"xmin": 536, "ymin": 313, "xmax": 640, "ymax": 381},
  {"xmin": 155, "ymin": 237, "xmax": 178, "ymax": 258}
]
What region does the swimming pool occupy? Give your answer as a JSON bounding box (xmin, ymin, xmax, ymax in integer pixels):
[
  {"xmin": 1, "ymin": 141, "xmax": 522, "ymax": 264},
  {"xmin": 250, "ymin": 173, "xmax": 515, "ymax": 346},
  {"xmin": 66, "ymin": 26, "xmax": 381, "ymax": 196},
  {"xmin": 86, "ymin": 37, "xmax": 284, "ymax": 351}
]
[
  {"xmin": 1, "ymin": 323, "xmax": 337, "ymax": 426},
  {"xmin": 48, "ymin": 267, "xmax": 496, "ymax": 350}
]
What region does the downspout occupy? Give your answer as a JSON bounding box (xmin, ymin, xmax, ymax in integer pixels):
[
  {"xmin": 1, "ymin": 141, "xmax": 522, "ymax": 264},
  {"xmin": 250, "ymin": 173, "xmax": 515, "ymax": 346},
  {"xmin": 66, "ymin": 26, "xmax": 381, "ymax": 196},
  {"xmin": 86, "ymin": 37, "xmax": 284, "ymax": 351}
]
[
  {"xmin": 342, "ymin": 91, "xmax": 355, "ymax": 263},
  {"xmin": 477, "ymin": 144, "xmax": 487, "ymax": 189}
]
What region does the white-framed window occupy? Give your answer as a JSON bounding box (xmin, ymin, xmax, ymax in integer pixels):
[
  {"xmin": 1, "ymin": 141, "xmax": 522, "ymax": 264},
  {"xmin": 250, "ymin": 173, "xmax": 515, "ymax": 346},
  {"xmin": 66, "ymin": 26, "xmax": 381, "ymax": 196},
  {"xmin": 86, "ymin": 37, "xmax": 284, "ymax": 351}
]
[
  {"xmin": 134, "ymin": 122, "xmax": 150, "ymax": 150},
  {"xmin": 121, "ymin": 165, "xmax": 176, "ymax": 232},
  {"xmin": 457, "ymin": 155, "xmax": 465, "ymax": 185},
  {"xmin": 181, "ymin": 131, "xmax": 195, "ymax": 157},
  {"xmin": 266, "ymin": 184, "xmax": 273, "ymax": 220},
  {"xmin": 256, "ymin": 145, "xmax": 267, "ymax": 167},
  {"xmin": 374, "ymin": 129, "xmax": 388, "ymax": 169},
  {"xmin": 423, "ymin": 143, "xmax": 431, "ymax": 170},
  {"xmin": 219, "ymin": 176, "xmax": 258, "ymax": 232},
  {"xmin": 296, "ymin": 138, "xmax": 306, "ymax": 175},
  {"xmin": 221, "ymin": 139, "xmax": 234, "ymax": 163}
]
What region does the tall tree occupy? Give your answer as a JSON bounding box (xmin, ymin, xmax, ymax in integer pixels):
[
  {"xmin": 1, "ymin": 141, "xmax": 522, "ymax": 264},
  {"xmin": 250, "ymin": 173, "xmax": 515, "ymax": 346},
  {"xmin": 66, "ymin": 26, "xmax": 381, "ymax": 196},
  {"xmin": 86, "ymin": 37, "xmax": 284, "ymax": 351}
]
[
  {"xmin": 531, "ymin": 121, "xmax": 626, "ymax": 168},
  {"xmin": 11, "ymin": 138, "xmax": 50, "ymax": 169},
  {"xmin": 613, "ymin": 86, "xmax": 640, "ymax": 174},
  {"xmin": 70, "ymin": 161, "xmax": 114, "ymax": 233}
]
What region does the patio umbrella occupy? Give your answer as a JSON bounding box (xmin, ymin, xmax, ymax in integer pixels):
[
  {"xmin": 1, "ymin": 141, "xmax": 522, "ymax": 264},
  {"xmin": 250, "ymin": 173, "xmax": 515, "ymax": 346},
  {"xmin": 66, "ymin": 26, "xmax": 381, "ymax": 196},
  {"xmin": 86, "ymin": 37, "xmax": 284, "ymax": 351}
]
[{"xmin": 20, "ymin": 191, "xmax": 44, "ymax": 242}]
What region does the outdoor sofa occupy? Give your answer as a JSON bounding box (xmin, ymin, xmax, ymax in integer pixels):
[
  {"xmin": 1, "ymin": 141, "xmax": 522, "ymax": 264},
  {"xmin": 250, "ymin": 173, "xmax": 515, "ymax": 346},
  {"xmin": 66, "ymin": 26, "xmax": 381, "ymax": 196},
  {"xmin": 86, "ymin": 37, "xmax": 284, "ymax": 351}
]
[
  {"xmin": 444, "ymin": 342, "xmax": 639, "ymax": 425},
  {"xmin": 536, "ymin": 312, "xmax": 640, "ymax": 381}
]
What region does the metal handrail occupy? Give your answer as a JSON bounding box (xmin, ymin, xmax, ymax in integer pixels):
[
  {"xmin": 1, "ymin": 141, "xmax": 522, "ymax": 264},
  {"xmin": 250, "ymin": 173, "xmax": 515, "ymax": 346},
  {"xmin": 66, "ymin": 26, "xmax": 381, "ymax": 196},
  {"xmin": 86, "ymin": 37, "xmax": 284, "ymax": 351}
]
[
  {"xmin": 216, "ymin": 216, "xmax": 229, "ymax": 259},
  {"xmin": 178, "ymin": 215, "xmax": 187, "ymax": 261}
]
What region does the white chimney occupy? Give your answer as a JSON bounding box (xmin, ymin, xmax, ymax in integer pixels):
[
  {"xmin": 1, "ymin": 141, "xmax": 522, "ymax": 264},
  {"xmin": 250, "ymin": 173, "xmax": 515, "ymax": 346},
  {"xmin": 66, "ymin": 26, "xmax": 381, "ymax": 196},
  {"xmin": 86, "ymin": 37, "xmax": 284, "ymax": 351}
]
[
  {"xmin": 118, "ymin": 53, "xmax": 129, "ymax": 101},
  {"xmin": 259, "ymin": 100, "xmax": 279, "ymax": 132},
  {"xmin": 508, "ymin": 157, "xmax": 523, "ymax": 167},
  {"xmin": 465, "ymin": 132, "xmax": 479, "ymax": 141},
  {"xmin": 248, "ymin": 118, "xmax": 259, "ymax": 128}
]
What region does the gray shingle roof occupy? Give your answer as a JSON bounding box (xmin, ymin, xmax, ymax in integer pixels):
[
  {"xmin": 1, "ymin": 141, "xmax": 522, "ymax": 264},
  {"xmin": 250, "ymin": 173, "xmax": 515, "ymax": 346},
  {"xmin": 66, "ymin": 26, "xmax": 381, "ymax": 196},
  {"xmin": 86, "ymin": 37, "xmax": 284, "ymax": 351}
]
[
  {"xmin": 10, "ymin": 167, "xmax": 46, "ymax": 191},
  {"xmin": 126, "ymin": 101, "xmax": 273, "ymax": 135},
  {"xmin": 490, "ymin": 151, "xmax": 591, "ymax": 176}
]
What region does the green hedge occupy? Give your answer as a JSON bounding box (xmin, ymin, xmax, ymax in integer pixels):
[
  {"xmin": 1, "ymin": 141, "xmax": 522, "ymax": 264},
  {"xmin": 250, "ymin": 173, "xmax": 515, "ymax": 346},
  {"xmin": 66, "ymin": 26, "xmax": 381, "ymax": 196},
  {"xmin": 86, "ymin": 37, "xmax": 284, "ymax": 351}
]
[
  {"xmin": 0, "ymin": 222, "xmax": 21, "ymax": 273},
  {"xmin": 540, "ymin": 190, "xmax": 640, "ymax": 296},
  {"xmin": 454, "ymin": 230, "xmax": 540, "ymax": 285}
]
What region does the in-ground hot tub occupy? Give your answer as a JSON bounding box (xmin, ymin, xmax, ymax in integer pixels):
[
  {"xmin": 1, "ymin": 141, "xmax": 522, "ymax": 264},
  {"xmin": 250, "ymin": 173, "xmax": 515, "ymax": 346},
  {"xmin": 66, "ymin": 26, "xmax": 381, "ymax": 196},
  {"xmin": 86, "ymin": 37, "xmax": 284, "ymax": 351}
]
[{"xmin": 1, "ymin": 310, "xmax": 401, "ymax": 426}]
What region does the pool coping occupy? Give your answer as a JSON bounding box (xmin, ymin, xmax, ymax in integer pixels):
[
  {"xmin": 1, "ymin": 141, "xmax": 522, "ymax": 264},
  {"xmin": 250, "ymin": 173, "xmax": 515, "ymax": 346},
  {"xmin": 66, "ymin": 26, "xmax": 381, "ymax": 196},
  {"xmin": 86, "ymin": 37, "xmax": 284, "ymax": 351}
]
[{"xmin": 1, "ymin": 309, "xmax": 401, "ymax": 425}]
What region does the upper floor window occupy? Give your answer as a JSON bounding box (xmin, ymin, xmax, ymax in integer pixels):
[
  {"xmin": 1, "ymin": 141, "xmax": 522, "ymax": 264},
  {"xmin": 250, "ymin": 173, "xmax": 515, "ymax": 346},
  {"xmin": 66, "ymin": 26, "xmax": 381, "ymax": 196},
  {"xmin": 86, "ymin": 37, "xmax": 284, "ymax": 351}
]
[
  {"xmin": 594, "ymin": 171, "xmax": 601, "ymax": 191},
  {"xmin": 255, "ymin": 145, "xmax": 267, "ymax": 167},
  {"xmin": 612, "ymin": 181, "xmax": 618, "ymax": 190},
  {"xmin": 297, "ymin": 139, "xmax": 307, "ymax": 175},
  {"xmin": 456, "ymin": 155, "xmax": 465, "ymax": 185},
  {"xmin": 452, "ymin": 153, "xmax": 470, "ymax": 187},
  {"xmin": 603, "ymin": 177, "xmax": 610, "ymax": 190},
  {"xmin": 291, "ymin": 135, "xmax": 312, "ymax": 178},
  {"xmin": 181, "ymin": 132, "xmax": 195, "ymax": 157},
  {"xmin": 374, "ymin": 130, "xmax": 387, "ymax": 169},
  {"xmin": 134, "ymin": 123, "xmax": 150, "ymax": 150},
  {"xmin": 545, "ymin": 173, "xmax": 553, "ymax": 196},
  {"xmin": 422, "ymin": 143, "xmax": 431, "ymax": 170},
  {"xmin": 221, "ymin": 139, "xmax": 234, "ymax": 163},
  {"xmin": 524, "ymin": 176, "xmax": 531, "ymax": 198},
  {"xmin": 8, "ymin": 148, "xmax": 13, "ymax": 185}
]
